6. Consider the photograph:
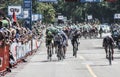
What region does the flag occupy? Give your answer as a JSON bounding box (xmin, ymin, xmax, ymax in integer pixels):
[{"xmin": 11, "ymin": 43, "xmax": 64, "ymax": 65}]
[{"xmin": 12, "ymin": 10, "xmax": 17, "ymax": 22}]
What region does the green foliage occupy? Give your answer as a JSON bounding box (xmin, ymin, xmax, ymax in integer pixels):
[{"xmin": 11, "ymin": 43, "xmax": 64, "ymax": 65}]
[
  {"xmin": 31, "ymin": 0, "xmax": 56, "ymax": 23},
  {"xmin": 53, "ymin": 0, "xmax": 120, "ymax": 23},
  {"xmin": 35, "ymin": 3, "xmax": 56, "ymax": 23},
  {"xmin": 1, "ymin": 0, "xmax": 120, "ymax": 24},
  {"xmin": 0, "ymin": 0, "xmax": 23, "ymax": 17}
]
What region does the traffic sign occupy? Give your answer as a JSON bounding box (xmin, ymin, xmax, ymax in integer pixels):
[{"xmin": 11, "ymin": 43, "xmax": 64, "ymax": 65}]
[
  {"xmin": 114, "ymin": 14, "xmax": 120, "ymax": 19},
  {"xmin": 87, "ymin": 15, "xmax": 92, "ymax": 20},
  {"xmin": 23, "ymin": 10, "xmax": 29, "ymax": 18},
  {"xmin": 58, "ymin": 15, "xmax": 64, "ymax": 20},
  {"xmin": 23, "ymin": 0, "xmax": 32, "ymax": 8}
]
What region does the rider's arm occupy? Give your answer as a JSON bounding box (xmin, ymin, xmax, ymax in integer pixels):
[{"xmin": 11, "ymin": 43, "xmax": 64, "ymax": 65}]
[
  {"xmin": 111, "ymin": 37, "xmax": 115, "ymax": 46},
  {"xmin": 111, "ymin": 37, "xmax": 114, "ymax": 43},
  {"xmin": 103, "ymin": 38, "xmax": 106, "ymax": 47}
]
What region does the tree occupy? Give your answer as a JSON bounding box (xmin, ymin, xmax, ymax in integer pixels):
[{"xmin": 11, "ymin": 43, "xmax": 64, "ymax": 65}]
[
  {"xmin": 36, "ymin": 3, "xmax": 56, "ymax": 23},
  {"xmin": 1, "ymin": 0, "xmax": 120, "ymax": 24}
]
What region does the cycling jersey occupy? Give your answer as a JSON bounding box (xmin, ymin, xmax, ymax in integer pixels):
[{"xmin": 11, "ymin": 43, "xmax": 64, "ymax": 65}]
[
  {"xmin": 103, "ymin": 36, "xmax": 115, "ymax": 60},
  {"xmin": 46, "ymin": 35, "xmax": 53, "ymax": 41},
  {"xmin": 61, "ymin": 34, "xmax": 68, "ymax": 46},
  {"xmin": 46, "ymin": 34, "xmax": 53, "ymax": 46},
  {"xmin": 103, "ymin": 36, "xmax": 114, "ymax": 47}
]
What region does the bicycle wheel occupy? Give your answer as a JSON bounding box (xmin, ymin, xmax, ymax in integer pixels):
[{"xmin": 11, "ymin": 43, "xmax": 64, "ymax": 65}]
[
  {"xmin": 57, "ymin": 46, "xmax": 61, "ymax": 61},
  {"xmin": 60, "ymin": 46, "xmax": 64, "ymax": 60},
  {"xmin": 47, "ymin": 46, "xmax": 50, "ymax": 60},
  {"xmin": 73, "ymin": 42, "xmax": 78, "ymax": 57},
  {"xmin": 47, "ymin": 44, "xmax": 52, "ymax": 61},
  {"xmin": 57, "ymin": 45, "xmax": 64, "ymax": 61},
  {"xmin": 108, "ymin": 45, "xmax": 112, "ymax": 65}
]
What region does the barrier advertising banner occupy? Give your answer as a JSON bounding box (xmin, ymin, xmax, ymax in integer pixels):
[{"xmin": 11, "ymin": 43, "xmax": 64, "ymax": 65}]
[
  {"xmin": 10, "ymin": 43, "xmax": 17, "ymax": 61},
  {"xmin": 0, "ymin": 57, "xmax": 3, "ymax": 68}
]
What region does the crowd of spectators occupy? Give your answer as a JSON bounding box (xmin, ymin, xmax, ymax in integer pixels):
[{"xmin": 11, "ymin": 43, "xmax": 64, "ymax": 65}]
[{"xmin": 0, "ymin": 13, "xmax": 44, "ymax": 72}]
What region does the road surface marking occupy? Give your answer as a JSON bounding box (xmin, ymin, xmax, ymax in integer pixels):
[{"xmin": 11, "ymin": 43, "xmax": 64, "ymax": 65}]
[
  {"xmin": 78, "ymin": 55, "xmax": 97, "ymax": 77},
  {"xmin": 86, "ymin": 64, "xmax": 97, "ymax": 77}
]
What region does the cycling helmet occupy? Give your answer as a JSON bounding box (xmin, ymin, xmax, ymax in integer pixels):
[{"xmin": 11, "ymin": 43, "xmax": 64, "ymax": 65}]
[{"xmin": 48, "ymin": 31, "xmax": 52, "ymax": 35}]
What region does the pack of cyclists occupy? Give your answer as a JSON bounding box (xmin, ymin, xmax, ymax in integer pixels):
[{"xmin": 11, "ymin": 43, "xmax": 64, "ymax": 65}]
[
  {"xmin": 45, "ymin": 25, "xmax": 80, "ymax": 60},
  {"xmin": 45, "ymin": 23, "xmax": 117, "ymax": 62}
]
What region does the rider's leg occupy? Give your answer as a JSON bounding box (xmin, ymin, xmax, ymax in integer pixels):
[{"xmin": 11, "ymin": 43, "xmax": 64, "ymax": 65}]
[
  {"xmin": 111, "ymin": 47, "xmax": 114, "ymax": 60},
  {"xmin": 57, "ymin": 42, "xmax": 61, "ymax": 58},
  {"xmin": 71, "ymin": 40, "xmax": 75, "ymax": 56},
  {"xmin": 54, "ymin": 41, "xmax": 58, "ymax": 54},
  {"xmin": 51, "ymin": 43, "xmax": 54, "ymax": 54},
  {"xmin": 47, "ymin": 40, "xmax": 51, "ymax": 59},
  {"xmin": 63, "ymin": 46, "xmax": 66, "ymax": 58},
  {"xmin": 75, "ymin": 39, "xmax": 79, "ymax": 50},
  {"xmin": 77, "ymin": 38, "xmax": 80, "ymax": 44},
  {"xmin": 105, "ymin": 46, "xmax": 108, "ymax": 58},
  {"xmin": 47, "ymin": 46, "xmax": 49, "ymax": 59},
  {"xmin": 46, "ymin": 41, "xmax": 49, "ymax": 59}
]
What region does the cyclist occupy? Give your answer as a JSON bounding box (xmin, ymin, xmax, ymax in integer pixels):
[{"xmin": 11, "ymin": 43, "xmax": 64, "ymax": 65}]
[
  {"xmin": 46, "ymin": 31, "xmax": 53, "ymax": 46},
  {"xmin": 53, "ymin": 32, "xmax": 60, "ymax": 53},
  {"xmin": 60, "ymin": 31, "xmax": 68, "ymax": 58},
  {"xmin": 55, "ymin": 33, "xmax": 64, "ymax": 60},
  {"xmin": 99, "ymin": 27, "xmax": 103, "ymax": 38},
  {"xmin": 103, "ymin": 35, "xmax": 115, "ymax": 60},
  {"xmin": 45, "ymin": 31, "xmax": 54, "ymax": 59},
  {"xmin": 70, "ymin": 29, "xmax": 80, "ymax": 56}
]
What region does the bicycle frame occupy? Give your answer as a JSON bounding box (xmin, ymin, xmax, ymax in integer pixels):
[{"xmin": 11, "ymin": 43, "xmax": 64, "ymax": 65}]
[
  {"xmin": 73, "ymin": 41, "xmax": 78, "ymax": 57},
  {"xmin": 107, "ymin": 45, "xmax": 112, "ymax": 65},
  {"xmin": 47, "ymin": 43, "xmax": 53, "ymax": 61},
  {"xmin": 57, "ymin": 45, "xmax": 64, "ymax": 60}
]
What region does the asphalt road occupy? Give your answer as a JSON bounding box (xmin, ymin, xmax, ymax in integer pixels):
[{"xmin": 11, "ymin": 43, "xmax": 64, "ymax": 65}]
[{"xmin": 5, "ymin": 33, "xmax": 120, "ymax": 77}]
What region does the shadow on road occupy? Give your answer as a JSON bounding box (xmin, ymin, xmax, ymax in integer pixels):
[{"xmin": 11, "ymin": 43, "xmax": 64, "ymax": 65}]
[
  {"xmin": 75, "ymin": 67, "xmax": 87, "ymax": 70},
  {"xmin": 93, "ymin": 47, "xmax": 104, "ymax": 49},
  {"xmin": 29, "ymin": 60, "xmax": 51, "ymax": 63},
  {"xmin": 90, "ymin": 64, "xmax": 109, "ymax": 67},
  {"xmin": 113, "ymin": 57, "xmax": 120, "ymax": 60},
  {"xmin": 40, "ymin": 59, "xmax": 61, "ymax": 62}
]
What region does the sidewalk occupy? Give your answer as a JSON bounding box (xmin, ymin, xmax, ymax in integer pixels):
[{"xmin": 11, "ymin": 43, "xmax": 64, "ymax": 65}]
[
  {"xmin": 4, "ymin": 40, "xmax": 45, "ymax": 77},
  {"xmin": 4, "ymin": 31, "xmax": 45, "ymax": 77}
]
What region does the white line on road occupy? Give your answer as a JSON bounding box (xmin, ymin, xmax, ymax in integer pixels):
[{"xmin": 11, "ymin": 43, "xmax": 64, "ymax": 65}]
[
  {"xmin": 86, "ymin": 64, "xmax": 97, "ymax": 77},
  {"xmin": 78, "ymin": 55, "xmax": 97, "ymax": 77}
]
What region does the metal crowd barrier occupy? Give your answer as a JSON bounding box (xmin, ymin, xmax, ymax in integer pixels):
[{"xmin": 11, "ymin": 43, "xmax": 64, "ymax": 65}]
[{"xmin": 0, "ymin": 38, "xmax": 41, "ymax": 76}]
